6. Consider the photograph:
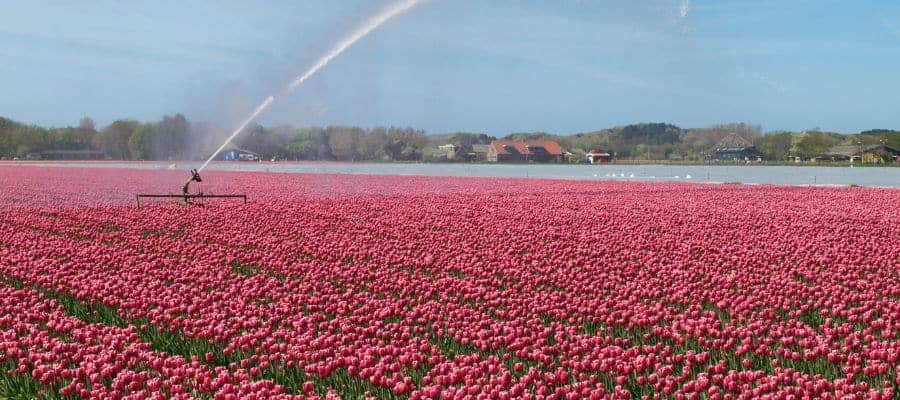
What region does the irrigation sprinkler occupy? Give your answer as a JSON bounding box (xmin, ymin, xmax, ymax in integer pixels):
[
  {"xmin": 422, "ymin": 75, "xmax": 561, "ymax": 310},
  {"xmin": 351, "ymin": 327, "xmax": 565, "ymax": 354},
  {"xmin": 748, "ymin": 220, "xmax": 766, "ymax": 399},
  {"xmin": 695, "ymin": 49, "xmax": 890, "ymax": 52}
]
[
  {"xmin": 183, "ymin": 168, "xmax": 203, "ymax": 197},
  {"xmin": 135, "ymin": 169, "xmax": 248, "ymax": 208}
]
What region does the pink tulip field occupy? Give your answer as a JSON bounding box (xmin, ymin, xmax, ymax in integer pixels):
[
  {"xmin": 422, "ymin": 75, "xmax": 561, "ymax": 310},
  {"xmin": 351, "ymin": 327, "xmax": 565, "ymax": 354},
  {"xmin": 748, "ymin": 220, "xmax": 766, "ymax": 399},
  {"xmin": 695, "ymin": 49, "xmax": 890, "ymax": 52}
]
[{"xmin": 0, "ymin": 166, "xmax": 897, "ymax": 399}]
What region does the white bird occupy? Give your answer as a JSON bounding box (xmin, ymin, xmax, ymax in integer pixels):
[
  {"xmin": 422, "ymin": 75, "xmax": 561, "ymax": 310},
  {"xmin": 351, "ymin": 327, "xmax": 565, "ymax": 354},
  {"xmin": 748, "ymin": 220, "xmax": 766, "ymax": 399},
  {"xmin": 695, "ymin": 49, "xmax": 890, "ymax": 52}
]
[
  {"xmin": 629, "ymin": 173, "xmax": 634, "ymax": 178},
  {"xmin": 685, "ymin": 174, "xmax": 692, "ymax": 179}
]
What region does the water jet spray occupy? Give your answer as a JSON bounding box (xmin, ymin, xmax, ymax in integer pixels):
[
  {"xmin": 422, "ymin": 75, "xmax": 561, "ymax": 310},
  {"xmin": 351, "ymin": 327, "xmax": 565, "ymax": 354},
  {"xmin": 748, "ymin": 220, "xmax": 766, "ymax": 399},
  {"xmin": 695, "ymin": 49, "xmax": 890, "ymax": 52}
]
[
  {"xmin": 135, "ymin": 0, "xmax": 422, "ymax": 207},
  {"xmin": 198, "ymin": 0, "xmax": 423, "ymax": 172}
]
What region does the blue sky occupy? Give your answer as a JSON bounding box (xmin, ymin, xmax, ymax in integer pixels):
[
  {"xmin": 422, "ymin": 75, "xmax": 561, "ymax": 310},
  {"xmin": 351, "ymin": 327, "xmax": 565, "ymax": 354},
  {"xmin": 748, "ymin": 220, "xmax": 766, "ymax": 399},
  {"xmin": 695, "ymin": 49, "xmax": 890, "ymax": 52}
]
[{"xmin": 2, "ymin": 0, "xmax": 900, "ymax": 135}]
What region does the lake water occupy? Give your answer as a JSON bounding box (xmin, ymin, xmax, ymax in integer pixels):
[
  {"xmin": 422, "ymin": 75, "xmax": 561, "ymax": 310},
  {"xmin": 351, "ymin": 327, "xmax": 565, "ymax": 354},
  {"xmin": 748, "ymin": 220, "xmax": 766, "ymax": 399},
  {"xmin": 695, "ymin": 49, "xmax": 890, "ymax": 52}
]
[{"xmin": 6, "ymin": 162, "xmax": 900, "ymax": 187}]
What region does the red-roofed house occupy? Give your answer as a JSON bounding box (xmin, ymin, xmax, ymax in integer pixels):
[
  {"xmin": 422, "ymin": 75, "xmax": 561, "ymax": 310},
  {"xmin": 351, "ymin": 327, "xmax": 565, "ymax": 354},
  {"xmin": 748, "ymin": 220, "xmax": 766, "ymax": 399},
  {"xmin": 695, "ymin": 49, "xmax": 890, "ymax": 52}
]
[{"xmin": 487, "ymin": 140, "xmax": 564, "ymax": 163}]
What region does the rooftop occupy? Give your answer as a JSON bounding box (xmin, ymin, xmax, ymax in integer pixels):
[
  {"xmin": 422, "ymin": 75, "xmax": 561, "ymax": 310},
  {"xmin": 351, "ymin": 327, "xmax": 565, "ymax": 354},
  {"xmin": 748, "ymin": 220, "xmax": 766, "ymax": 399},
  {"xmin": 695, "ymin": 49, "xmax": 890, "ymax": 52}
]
[
  {"xmin": 711, "ymin": 133, "xmax": 755, "ymax": 152},
  {"xmin": 490, "ymin": 140, "xmax": 563, "ymax": 156}
]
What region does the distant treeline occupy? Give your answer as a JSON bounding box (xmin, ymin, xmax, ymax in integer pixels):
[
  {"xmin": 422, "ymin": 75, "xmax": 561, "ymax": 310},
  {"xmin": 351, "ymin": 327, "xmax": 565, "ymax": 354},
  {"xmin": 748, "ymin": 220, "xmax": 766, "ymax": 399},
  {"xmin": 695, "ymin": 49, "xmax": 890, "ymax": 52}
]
[
  {"xmin": 506, "ymin": 123, "xmax": 898, "ymax": 161},
  {"xmin": 1, "ymin": 116, "xmax": 898, "ymax": 162}
]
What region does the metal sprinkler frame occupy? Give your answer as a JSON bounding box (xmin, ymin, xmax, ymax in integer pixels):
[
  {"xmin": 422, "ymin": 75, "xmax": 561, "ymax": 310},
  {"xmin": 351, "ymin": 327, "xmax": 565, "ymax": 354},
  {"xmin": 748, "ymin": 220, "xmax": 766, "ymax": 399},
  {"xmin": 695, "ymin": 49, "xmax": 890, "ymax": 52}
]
[{"xmin": 135, "ymin": 169, "xmax": 247, "ymax": 208}]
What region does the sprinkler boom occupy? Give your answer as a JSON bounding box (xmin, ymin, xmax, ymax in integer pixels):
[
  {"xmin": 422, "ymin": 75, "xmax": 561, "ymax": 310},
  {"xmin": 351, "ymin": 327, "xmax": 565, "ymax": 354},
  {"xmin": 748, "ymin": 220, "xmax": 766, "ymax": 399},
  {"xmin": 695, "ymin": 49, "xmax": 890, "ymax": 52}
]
[{"xmin": 135, "ymin": 169, "xmax": 247, "ymax": 208}]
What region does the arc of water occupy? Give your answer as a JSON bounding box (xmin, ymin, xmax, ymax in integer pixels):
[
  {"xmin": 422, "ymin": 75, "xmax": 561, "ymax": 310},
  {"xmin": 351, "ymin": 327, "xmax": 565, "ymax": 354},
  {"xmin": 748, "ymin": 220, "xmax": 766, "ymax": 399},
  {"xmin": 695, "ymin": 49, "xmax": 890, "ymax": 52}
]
[
  {"xmin": 199, "ymin": 96, "xmax": 274, "ymax": 171},
  {"xmin": 199, "ymin": 0, "xmax": 423, "ymax": 171}
]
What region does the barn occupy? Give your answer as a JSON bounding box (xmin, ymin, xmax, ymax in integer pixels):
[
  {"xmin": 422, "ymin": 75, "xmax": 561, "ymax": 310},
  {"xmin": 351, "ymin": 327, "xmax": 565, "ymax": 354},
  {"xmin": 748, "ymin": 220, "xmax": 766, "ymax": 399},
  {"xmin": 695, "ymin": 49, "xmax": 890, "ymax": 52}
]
[{"xmin": 486, "ymin": 140, "xmax": 563, "ymax": 163}]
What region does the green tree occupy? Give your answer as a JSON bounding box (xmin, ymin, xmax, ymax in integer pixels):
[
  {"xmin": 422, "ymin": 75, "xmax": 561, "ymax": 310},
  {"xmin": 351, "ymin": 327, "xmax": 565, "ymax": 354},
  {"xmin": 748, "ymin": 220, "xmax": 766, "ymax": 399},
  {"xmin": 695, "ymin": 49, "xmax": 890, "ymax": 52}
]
[
  {"xmin": 8, "ymin": 125, "xmax": 32, "ymax": 157},
  {"xmin": 357, "ymin": 128, "xmax": 388, "ymax": 161},
  {"xmin": 327, "ymin": 126, "xmax": 363, "ymax": 161},
  {"xmin": 96, "ymin": 120, "xmax": 138, "ymax": 160},
  {"xmin": 2, "ymin": 119, "xmax": 20, "ymax": 157},
  {"xmin": 383, "ymin": 127, "xmax": 426, "ymax": 161},
  {"xmin": 78, "ymin": 117, "xmax": 97, "ymax": 149},
  {"xmin": 447, "ymin": 132, "xmax": 494, "ymax": 146},
  {"xmin": 858, "ymin": 129, "xmax": 900, "ymax": 149},
  {"xmin": 285, "ymin": 133, "xmax": 312, "ymax": 160},
  {"xmin": 400, "ymin": 141, "xmax": 420, "ymax": 160},
  {"xmin": 755, "ymin": 132, "xmax": 794, "ymax": 161},
  {"xmin": 617, "ymin": 123, "xmax": 683, "ymax": 146},
  {"xmin": 152, "ymin": 114, "xmax": 189, "ymax": 159},
  {"xmin": 128, "ymin": 123, "xmax": 155, "ymax": 160},
  {"xmin": 795, "ymin": 130, "xmax": 836, "ymax": 159}
]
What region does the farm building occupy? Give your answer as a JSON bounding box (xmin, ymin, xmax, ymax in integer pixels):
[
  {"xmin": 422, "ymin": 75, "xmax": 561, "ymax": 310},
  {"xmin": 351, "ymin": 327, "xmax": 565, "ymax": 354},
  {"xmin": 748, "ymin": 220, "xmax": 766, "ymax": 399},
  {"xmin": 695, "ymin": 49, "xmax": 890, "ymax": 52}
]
[
  {"xmin": 708, "ymin": 133, "xmax": 759, "ymax": 161},
  {"xmin": 825, "ymin": 144, "xmax": 900, "ymax": 163},
  {"xmin": 487, "ymin": 140, "xmax": 563, "ymax": 163},
  {"xmin": 437, "ymin": 144, "xmax": 461, "ymax": 160},
  {"xmin": 468, "ymin": 144, "xmax": 491, "ymax": 162},
  {"xmin": 586, "ymin": 150, "xmax": 613, "ymax": 164}
]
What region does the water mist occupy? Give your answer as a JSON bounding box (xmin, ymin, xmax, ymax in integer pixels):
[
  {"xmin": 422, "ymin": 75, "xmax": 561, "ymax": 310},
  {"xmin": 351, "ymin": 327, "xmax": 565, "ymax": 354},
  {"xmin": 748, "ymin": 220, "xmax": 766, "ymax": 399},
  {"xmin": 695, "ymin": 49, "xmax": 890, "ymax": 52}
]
[{"xmin": 199, "ymin": 0, "xmax": 423, "ymax": 171}]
